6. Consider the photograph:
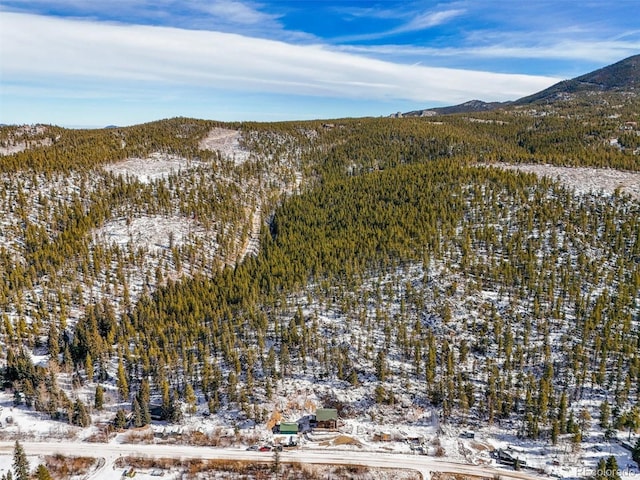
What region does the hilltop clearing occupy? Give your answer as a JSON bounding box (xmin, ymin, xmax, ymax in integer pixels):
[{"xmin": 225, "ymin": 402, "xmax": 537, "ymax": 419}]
[{"xmin": 199, "ymin": 127, "xmax": 251, "ymax": 164}]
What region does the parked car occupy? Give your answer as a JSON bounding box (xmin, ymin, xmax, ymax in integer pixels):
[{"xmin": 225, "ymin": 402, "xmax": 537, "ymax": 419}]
[
  {"xmin": 246, "ymin": 445, "xmax": 259, "ymax": 451},
  {"xmin": 272, "ymin": 445, "xmax": 283, "ymax": 452},
  {"xmin": 259, "ymin": 446, "xmax": 271, "ymax": 452}
]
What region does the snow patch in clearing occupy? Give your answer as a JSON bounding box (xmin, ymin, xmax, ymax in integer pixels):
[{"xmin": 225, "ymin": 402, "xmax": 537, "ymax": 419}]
[
  {"xmin": 94, "ymin": 216, "xmax": 206, "ymax": 253},
  {"xmin": 199, "ymin": 128, "xmax": 250, "ymax": 164},
  {"xmin": 0, "ymin": 125, "xmax": 53, "ymax": 155},
  {"xmin": 496, "ymin": 163, "xmax": 640, "ymax": 200},
  {"xmin": 103, "ymin": 152, "xmax": 204, "ymax": 183}
]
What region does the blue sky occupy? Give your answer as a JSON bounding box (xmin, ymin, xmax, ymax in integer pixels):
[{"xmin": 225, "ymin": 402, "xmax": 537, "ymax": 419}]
[{"xmin": 1, "ymin": 1, "xmax": 639, "ymax": 127}]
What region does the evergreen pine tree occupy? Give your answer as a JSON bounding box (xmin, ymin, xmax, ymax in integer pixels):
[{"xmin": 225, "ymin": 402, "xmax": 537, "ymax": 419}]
[
  {"xmin": 161, "ymin": 380, "xmax": 171, "ymax": 420},
  {"xmin": 632, "ymin": 438, "xmax": 640, "ymax": 468},
  {"xmin": 551, "ymin": 420, "xmax": 559, "ymax": 445},
  {"xmin": 94, "ymin": 385, "xmax": 104, "ymax": 411},
  {"xmin": 168, "ymin": 392, "xmax": 183, "ymax": 423},
  {"xmin": 13, "ymin": 441, "xmax": 29, "ymax": 480},
  {"xmin": 184, "ymin": 383, "xmax": 197, "ymax": 415},
  {"xmin": 600, "ymin": 401, "xmax": 611, "ymax": 430},
  {"xmin": 132, "ymin": 398, "xmax": 143, "ymax": 428},
  {"xmin": 136, "ymin": 379, "xmax": 151, "ymax": 426},
  {"xmin": 71, "ymin": 399, "xmax": 91, "ymax": 427},
  {"xmin": 558, "ymin": 392, "xmax": 568, "ymax": 433},
  {"xmin": 114, "ymin": 409, "xmax": 128, "ymax": 429},
  {"xmin": 141, "ymin": 401, "xmax": 151, "ymax": 426},
  {"xmin": 35, "ymin": 465, "xmax": 52, "ymax": 480},
  {"xmin": 595, "ymin": 458, "xmax": 607, "ymax": 480},
  {"xmin": 116, "ymin": 359, "xmax": 129, "ymax": 400},
  {"xmin": 85, "ymin": 353, "xmax": 94, "ymax": 382},
  {"xmin": 605, "ymin": 456, "xmax": 621, "ymax": 480}
]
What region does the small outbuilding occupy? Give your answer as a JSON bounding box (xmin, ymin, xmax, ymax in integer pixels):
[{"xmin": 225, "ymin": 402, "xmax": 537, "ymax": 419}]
[
  {"xmin": 279, "ymin": 422, "xmax": 299, "ymax": 435},
  {"xmin": 373, "ymin": 432, "xmax": 392, "ymax": 442}
]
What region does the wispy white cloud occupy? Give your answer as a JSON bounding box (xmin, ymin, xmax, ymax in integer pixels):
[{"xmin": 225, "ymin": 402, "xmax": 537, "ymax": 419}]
[
  {"xmin": 337, "ymin": 39, "xmax": 640, "ymax": 66},
  {"xmin": 332, "ymin": 8, "xmax": 465, "ymax": 43},
  {"xmin": 327, "ymin": 0, "xmax": 640, "ymax": 73},
  {"xmin": 334, "ymin": 4, "xmax": 407, "ymax": 21},
  {"xmin": 184, "ymin": 0, "xmax": 280, "ymax": 26},
  {"xmin": 1, "ymin": 0, "xmax": 277, "ymax": 24},
  {"xmin": 395, "ymin": 9, "xmax": 465, "ymax": 33},
  {"xmin": 0, "ymin": 0, "xmax": 308, "ymax": 41},
  {"xmin": 0, "ymin": 13, "xmax": 557, "ymax": 106}
]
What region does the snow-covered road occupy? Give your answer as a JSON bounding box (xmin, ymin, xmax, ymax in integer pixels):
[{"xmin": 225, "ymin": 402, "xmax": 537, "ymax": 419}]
[{"xmin": 0, "ymin": 441, "xmax": 546, "ymax": 480}]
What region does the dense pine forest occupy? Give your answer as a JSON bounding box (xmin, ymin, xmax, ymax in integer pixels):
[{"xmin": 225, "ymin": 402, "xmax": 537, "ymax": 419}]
[{"xmin": 0, "ymin": 91, "xmax": 638, "ymax": 459}]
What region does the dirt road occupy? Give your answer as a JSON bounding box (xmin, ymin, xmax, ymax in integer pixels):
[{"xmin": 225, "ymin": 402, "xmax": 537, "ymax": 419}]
[{"xmin": 0, "ymin": 441, "xmax": 546, "ymax": 480}]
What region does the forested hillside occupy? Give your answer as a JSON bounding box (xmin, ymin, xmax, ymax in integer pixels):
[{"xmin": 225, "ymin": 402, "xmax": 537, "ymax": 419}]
[{"xmin": 0, "ymin": 100, "xmax": 638, "ymax": 463}]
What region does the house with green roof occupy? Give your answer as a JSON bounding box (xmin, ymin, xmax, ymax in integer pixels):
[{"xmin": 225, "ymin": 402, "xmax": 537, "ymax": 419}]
[{"xmin": 315, "ymin": 408, "xmax": 338, "ymax": 429}]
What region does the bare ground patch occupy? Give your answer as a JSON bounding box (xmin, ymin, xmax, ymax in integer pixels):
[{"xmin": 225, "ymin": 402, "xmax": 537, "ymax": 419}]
[
  {"xmin": 318, "ymin": 435, "xmax": 363, "ymax": 447},
  {"xmin": 431, "ymin": 472, "xmax": 492, "ymax": 480},
  {"xmin": 44, "ymin": 454, "xmax": 97, "ymax": 479},
  {"xmin": 114, "ymin": 456, "xmax": 420, "ymax": 479}
]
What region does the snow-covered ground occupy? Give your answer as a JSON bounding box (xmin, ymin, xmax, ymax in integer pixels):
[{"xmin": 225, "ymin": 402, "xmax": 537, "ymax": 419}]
[
  {"xmin": 495, "ymin": 163, "xmax": 640, "ymax": 200},
  {"xmin": 199, "ymin": 127, "xmax": 251, "ymax": 164},
  {"xmin": 93, "ymin": 215, "xmax": 208, "ymax": 254},
  {"xmin": 0, "ymin": 139, "xmax": 51, "ymax": 156},
  {"xmin": 3, "ymin": 246, "xmax": 637, "ymax": 480},
  {"xmin": 0, "ymin": 125, "xmax": 53, "ymax": 156},
  {"xmin": 1, "ymin": 397, "xmax": 636, "ymax": 480},
  {"xmin": 103, "ymin": 152, "xmax": 206, "ymax": 183},
  {"xmin": 1, "ymin": 125, "xmax": 638, "ymax": 479}
]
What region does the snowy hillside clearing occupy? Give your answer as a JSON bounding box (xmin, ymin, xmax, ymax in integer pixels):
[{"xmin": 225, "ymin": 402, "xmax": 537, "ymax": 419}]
[
  {"xmin": 199, "ymin": 127, "xmax": 251, "ymax": 164},
  {"xmin": 103, "ymin": 152, "xmax": 206, "ymax": 183},
  {"xmin": 93, "ymin": 215, "xmax": 209, "ymax": 254},
  {"xmin": 494, "ymin": 163, "xmax": 640, "ymax": 200},
  {"xmin": 0, "ymin": 125, "xmax": 54, "ymax": 156}
]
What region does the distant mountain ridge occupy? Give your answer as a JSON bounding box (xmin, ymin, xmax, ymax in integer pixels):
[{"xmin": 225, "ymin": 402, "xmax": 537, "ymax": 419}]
[
  {"xmin": 514, "ymin": 53, "xmax": 640, "ymax": 104},
  {"xmin": 400, "ymin": 99, "xmax": 509, "ymax": 117},
  {"xmin": 397, "ymin": 54, "xmax": 640, "ymax": 117}
]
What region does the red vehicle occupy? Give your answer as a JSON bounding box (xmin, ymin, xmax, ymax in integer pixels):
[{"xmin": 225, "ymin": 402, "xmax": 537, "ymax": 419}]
[{"xmin": 258, "ymin": 446, "xmax": 271, "ymax": 452}]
